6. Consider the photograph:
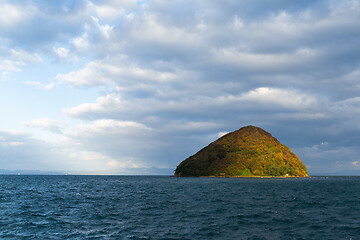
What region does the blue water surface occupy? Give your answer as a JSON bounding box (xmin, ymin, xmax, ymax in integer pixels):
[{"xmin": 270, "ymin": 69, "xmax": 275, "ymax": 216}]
[{"xmin": 0, "ymin": 175, "xmax": 359, "ymax": 239}]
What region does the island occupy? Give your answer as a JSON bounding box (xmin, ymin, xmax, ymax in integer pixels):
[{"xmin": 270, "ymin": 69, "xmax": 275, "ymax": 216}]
[{"xmin": 174, "ymin": 125, "xmax": 308, "ymax": 177}]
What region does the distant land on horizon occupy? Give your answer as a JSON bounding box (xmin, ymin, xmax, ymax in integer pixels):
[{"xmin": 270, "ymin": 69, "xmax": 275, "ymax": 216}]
[
  {"xmin": 0, "ymin": 169, "xmax": 64, "ymax": 175},
  {"xmin": 310, "ymin": 170, "xmax": 360, "ymax": 176},
  {"xmin": 1, "ymin": 168, "xmax": 360, "ymax": 176},
  {"xmin": 0, "ymin": 167, "xmax": 173, "ymax": 175}
]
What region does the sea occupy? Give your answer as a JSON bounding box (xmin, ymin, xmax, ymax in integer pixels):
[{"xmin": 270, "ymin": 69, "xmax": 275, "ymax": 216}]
[{"xmin": 0, "ymin": 175, "xmax": 359, "ymax": 239}]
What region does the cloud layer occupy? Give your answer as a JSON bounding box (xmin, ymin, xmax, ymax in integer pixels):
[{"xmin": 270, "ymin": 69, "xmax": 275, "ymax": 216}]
[{"xmin": 1, "ymin": 0, "xmax": 360, "ymax": 174}]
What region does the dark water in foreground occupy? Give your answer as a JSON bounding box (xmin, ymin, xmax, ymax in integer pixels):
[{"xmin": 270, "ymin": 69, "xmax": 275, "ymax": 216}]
[{"xmin": 0, "ymin": 176, "xmax": 359, "ymax": 239}]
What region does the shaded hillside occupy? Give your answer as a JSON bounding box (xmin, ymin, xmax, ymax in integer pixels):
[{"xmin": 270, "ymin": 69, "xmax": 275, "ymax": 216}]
[{"xmin": 175, "ymin": 126, "xmax": 308, "ymax": 177}]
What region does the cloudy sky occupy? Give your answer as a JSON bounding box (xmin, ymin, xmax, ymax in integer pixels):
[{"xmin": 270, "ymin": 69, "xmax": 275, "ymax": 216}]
[{"xmin": 0, "ymin": 0, "xmax": 360, "ymax": 174}]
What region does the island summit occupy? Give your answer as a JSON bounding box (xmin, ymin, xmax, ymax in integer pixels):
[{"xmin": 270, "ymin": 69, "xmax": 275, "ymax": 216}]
[{"xmin": 174, "ymin": 126, "xmax": 308, "ymax": 177}]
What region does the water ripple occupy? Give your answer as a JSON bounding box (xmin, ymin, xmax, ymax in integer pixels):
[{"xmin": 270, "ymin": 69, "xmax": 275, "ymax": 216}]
[{"xmin": 0, "ymin": 176, "xmax": 359, "ymax": 239}]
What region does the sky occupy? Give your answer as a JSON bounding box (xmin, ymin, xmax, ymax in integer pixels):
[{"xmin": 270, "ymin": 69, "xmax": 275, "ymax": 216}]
[{"xmin": 0, "ymin": 0, "xmax": 360, "ymax": 175}]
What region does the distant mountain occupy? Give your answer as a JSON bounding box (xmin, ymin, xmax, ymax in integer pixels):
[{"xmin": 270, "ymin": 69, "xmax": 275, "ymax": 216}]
[
  {"xmin": 0, "ymin": 167, "xmax": 174, "ymax": 176},
  {"xmin": 67, "ymin": 167, "xmax": 174, "ymax": 175},
  {"xmin": 95, "ymin": 167, "xmax": 173, "ymax": 175},
  {"xmin": 175, "ymin": 126, "xmax": 308, "ymax": 177},
  {"xmin": 311, "ymin": 170, "xmax": 360, "ymax": 176}
]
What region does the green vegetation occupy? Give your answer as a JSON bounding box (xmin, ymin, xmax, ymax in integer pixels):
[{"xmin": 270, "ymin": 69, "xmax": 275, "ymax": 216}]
[{"xmin": 174, "ymin": 126, "xmax": 308, "ymax": 177}]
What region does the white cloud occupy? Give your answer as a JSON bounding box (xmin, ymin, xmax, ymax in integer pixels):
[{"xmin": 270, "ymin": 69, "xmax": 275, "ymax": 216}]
[
  {"xmin": 106, "ymin": 159, "xmax": 139, "ymax": 168},
  {"xmin": 212, "ymin": 47, "xmax": 317, "ymax": 71},
  {"xmin": 91, "ymin": 16, "xmax": 114, "ymax": 39},
  {"xmin": 61, "ymin": 119, "xmax": 159, "ymax": 169},
  {"xmin": 87, "ymin": 1, "xmax": 137, "ymax": 20},
  {"xmin": 0, "ymin": 59, "xmax": 25, "ymax": 72},
  {"xmin": 90, "ymin": 5, "xmax": 124, "ymax": 20},
  {"xmin": 67, "ymin": 150, "xmax": 118, "ymax": 166},
  {"xmin": 0, "ymin": 126, "xmax": 146, "ymax": 172},
  {"xmin": 56, "ymin": 57, "xmax": 180, "ymax": 87},
  {"xmin": 67, "ymin": 119, "xmax": 151, "ymax": 138},
  {"xmin": 0, "ymin": 48, "xmax": 42, "ymax": 72},
  {"xmin": 6, "ymin": 141, "xmax": 24, "ymax": 147},
  {"xmin": 65, "ymin": 149, "xmax": 141, "ymax": 172},
  {"xmin": 64, "ymin": 87, "xmax": 319, "ymax": 121},
  {"xmin": 24, "ymin": 81, "xmax": 55, "ymax": 90},
  {"xmin": 231, "ymin": 15, "xmax": 244, "ymax": 30},
  {"xmin": 56, "ymin": 61, "xmax": 109, "ymax": 86},
  {"xmin": 129, "ymin": 13, "xmax": 203, "ymax": 48},
  {"xmin": 72, "ymin": 33, "xmax": 90, "ymax": 51},
  {"xmin": 24, "ymin": 118, "xmax": 67, "ymax": 134},
  {"xmin": 0, "ymin": 3, "xmax": 27, "ymax": 27},
  {"xmin": 238, "ymin": 87, "xmax": 317, "ymax": 109},
  {"xmin": 126, "ymin": 12, "xmax": 135, "ymax": 21},
  {"xmin": 64, "ymin": 94, "xmax": 126, "ymax": 118},
  {"xmin": 0, "ymin": 140, "xmax": 25, "ymax": 147},
  {"xmin": 9, "ymin": 49, "xmax": 42, "ymax": 64},
  {"xmin": 53, "ymin": 47, "xmax": 69, "ymax": 58},
  {"xmin": 107, "ymin": 160, "xmax": 118, "ymax": 167}
]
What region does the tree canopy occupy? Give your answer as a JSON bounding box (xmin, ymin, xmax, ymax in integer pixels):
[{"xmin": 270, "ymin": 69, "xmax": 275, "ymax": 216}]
[{"xmin": 174, "ymin": 126, "xmax": 308, "ymax": 177}]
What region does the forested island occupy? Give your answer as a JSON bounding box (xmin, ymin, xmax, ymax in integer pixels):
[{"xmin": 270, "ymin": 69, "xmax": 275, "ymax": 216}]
[{"xmin": 174, "ymin": 126, "xmax": 308, "ymax": 177}]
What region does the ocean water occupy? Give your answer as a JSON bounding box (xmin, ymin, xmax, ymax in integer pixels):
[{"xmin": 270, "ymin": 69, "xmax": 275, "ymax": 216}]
[{"xmin": 0, "ymin": 176, "xmax": 359, "ymax": 239}]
